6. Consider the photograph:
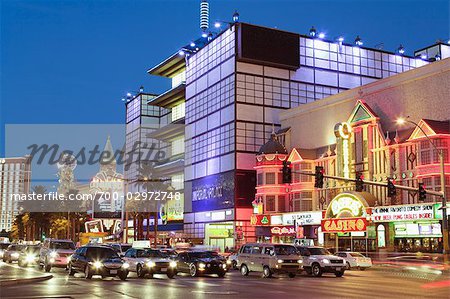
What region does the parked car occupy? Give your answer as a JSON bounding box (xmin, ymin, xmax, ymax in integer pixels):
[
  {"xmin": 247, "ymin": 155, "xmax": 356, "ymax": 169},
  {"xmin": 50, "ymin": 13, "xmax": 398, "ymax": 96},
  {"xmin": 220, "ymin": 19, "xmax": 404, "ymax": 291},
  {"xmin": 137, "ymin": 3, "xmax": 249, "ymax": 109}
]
[
  {"xmin": 0, "ymin": 243, "xmax": 11, "ymax": 259},
  {"xmin": 123, "ymin": 248, "xmax": 177, "ymax": 278},
  {"xmin": 3, "ymin": 244, "xmax": 26, "ymax": 263},
  {"xmin": 39, "ymin": 239, "xmax": 75, "ymax": 272},
  {"xmin": 237, "ymin": 243, "xmax": 302, "ymax": 278},
  {"xmin": 176, "ymin": 251, "xmax": 227, "ymax": 277},
  {"xmin": 18, "ymin": 245, "xmax": 41, "ymax": 267},
  {"xmin": 297, "ymin": 246, "xmax": 345, "ymax": 277},
  {"xmin": 107, "ymin": 243, "xmax": 132, "ymax": 257},
  {"xmin": 68, "ymin": 245, "xmax": 129, "ymax": 280},
  {"xmin": 336, "ymin": 252, "xmax": 372, "ymax": 270}
]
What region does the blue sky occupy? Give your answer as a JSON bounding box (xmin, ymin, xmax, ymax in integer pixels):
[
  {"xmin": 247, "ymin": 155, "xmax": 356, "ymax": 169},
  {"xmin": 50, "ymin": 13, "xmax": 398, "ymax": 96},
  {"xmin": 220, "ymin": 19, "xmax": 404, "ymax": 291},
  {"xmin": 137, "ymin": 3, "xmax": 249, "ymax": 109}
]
[{"xmin": 1, "ymin": 0, "xmax": 449, "ymax": 156}]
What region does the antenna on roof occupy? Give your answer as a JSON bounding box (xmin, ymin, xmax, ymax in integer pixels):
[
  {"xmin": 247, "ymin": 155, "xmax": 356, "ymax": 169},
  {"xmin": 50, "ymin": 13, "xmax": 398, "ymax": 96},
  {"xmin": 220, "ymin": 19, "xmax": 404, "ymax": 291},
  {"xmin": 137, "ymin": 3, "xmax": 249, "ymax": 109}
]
[{"xmin": 200, "ymin": 0, "xmax": 209, "ymax": 32}]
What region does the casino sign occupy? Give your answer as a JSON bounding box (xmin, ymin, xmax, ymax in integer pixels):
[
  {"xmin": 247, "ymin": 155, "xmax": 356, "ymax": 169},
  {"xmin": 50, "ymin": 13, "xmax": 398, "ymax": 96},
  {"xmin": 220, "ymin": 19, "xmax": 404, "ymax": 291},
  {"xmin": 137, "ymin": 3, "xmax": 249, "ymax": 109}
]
[{"xmin": 321, "ymin": 192, "xmax": 371, "ymax": 233}]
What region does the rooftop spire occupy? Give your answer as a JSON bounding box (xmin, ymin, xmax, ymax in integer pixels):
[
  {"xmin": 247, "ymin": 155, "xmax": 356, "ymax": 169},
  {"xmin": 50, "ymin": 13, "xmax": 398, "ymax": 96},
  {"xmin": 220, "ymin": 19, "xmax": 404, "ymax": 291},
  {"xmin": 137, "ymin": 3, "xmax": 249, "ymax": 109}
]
[{"xmin": 200, "ymin": 0, "xmax": 209, "ymax": 32}]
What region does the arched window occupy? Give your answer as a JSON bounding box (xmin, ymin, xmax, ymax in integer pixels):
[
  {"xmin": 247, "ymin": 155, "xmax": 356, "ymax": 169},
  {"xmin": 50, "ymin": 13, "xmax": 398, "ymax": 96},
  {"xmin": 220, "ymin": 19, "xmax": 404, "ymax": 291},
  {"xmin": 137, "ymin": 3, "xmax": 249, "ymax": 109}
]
[{"xmin": 377, "ymin": 224, "xmax": 386, "ymax": 248}]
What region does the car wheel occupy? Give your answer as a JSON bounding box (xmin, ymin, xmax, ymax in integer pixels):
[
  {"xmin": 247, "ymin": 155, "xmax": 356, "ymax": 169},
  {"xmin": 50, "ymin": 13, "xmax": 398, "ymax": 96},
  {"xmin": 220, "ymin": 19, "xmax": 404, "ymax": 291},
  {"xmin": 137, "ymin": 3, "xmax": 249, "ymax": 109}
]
[
  {"xmin": 240, "ymin": 264, "xmax": 249, "ymax": 276},
  {"xmin": 335, "ymin": 270, "xmax": 345, "ymax": 277},
  {"xmin": 84, "ymin": 266, "xmax": 92, "ymax": 279},
  {"xmin": 217, "ymin": 270, "xmax": 226, "ymax": 278},
  {"xmin": 44, "ymin": 259, "xmax": 51, "ymax": 273},
  {"xmin": 68, "ymin": 263, "xmax": 75, "ymax": 276},
  {"xmin": 118, "ymin": 270, "xmax": 128, "ymax": 281},
  {"xmin": 189, "ymin": 264, "xmax": 198, "ymax": 277},
  {"xmin": 167, "ymin": 269, "xmax": 176, "ymax": 279},
  {"xmin": 232, "ymin": 260, "xmax": 237, "ymax": 270},
  {"xmin": 311, "ymin": 263, "xmax": 322, "ymax": 277},
  {"xmin": 137, "ymin": 264, "xmax": 146, "ymax": 278},
  {"xmin": 288, "ymin": 273, "xmax": 296, "ymax": 278},
  {"xmin": 346, "ymin": 262, "xmax": 351, "ymax": 270},
  {"xmin": 263, "ymin": 266, "xmax": 272, "ymax": 278}
]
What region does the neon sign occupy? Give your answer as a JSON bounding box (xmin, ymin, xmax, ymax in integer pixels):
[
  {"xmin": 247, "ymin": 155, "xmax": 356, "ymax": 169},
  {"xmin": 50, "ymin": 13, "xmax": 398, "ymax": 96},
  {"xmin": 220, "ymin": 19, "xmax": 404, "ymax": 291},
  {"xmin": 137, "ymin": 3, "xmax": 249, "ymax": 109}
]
[
  {"xmin": 321, "ymin": 217, "xmax": 367, "ymax": 233},
  {"xmin": 327, "ymin": 193, "xmax": 366, "ymax": 218},
  {"xmin": 271, "ymin": 226, "xmax": 296, "ymax": 236},
  {"xmin": 335, "ymin": 122, "xmax": 352, "ymax": 179}
]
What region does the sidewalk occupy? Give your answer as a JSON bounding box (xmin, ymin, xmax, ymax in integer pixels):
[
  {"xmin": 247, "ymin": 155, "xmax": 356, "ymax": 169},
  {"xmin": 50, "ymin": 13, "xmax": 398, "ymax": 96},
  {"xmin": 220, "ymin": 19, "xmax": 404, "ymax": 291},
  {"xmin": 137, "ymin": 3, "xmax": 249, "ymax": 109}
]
[{"xmin": 0, "ymin": 263, "xmax": 53, "ymax": 287}]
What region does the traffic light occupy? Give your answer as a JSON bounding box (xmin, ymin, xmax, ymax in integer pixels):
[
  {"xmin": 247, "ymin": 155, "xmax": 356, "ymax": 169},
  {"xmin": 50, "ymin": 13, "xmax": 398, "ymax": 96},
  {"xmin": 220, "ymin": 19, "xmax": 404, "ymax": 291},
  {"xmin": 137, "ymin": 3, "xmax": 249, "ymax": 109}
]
[
  {"xmin": 314, "ymin": 166, "xmax": 324, "ymax": 188},
  {"xmin": 418, "ymin": 183, "xmax": 427, "ymax": 201},
  {"xmin": 387, "ymin": 178, "xmax": 396, "ymax": 198},
  {"xmin": 282, "ymin": 161, "xmax": 292, "ymax": 184},
  {"xmin": 355, "ymin": 172, "xmax": 364, "ymax": 192}
]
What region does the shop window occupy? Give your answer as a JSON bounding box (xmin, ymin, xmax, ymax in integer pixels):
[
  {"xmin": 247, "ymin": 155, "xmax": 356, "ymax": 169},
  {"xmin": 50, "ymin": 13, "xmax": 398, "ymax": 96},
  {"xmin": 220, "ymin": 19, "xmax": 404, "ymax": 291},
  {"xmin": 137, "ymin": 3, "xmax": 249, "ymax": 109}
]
[
  {"xmin": 266, "ymin": 173, "xmax": 276, "ymax": 185},
  {"xmin": 266, "ymin": 196, "xmax": 276, "ymax": 211},
  {"xmin": 377, "ymin": 224, "xmax": 386, "ymax": 248}
]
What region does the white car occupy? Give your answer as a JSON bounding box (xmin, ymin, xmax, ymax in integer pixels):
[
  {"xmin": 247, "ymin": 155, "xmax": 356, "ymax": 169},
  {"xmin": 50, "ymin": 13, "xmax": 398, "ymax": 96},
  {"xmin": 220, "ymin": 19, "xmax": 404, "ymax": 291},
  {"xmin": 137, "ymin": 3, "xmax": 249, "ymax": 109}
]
[
  {"xmin": 39, "ymin": 239, "xmax": 75, "ymax": 272},
  {"xmin": 123, "ymin": 248, "xmax": 177, "ymax": 278},
  {"xmin": 336, "ymin": 252, "xmax": 372, "ymax": 270},
  {"xmin": 297, "ymin": 246, "xmax": 345, "ymax": 277}
]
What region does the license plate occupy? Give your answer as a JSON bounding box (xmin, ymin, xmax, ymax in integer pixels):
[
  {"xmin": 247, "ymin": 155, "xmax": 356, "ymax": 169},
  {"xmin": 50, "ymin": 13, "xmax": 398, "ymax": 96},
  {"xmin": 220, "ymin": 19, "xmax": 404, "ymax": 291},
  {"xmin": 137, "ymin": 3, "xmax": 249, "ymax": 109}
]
[
  {"xmin": 160, "ymin": 268, "xmax": 167, "ymax": 272},
  {"xmin": 335, "ymin": 267, "xmax": 341, "ymax": 271},
  {"xmin": 110, "ymin": 270, "xmax": 118, "ymax": 274}
]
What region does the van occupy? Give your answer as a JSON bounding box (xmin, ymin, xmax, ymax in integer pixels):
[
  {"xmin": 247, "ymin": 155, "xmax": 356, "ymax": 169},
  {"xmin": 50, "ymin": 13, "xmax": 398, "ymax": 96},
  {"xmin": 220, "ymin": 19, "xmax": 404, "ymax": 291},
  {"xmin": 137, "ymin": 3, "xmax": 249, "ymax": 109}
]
[{"xmin": 237, "ymin": 243, "xmax": 302, "ymax": 278}]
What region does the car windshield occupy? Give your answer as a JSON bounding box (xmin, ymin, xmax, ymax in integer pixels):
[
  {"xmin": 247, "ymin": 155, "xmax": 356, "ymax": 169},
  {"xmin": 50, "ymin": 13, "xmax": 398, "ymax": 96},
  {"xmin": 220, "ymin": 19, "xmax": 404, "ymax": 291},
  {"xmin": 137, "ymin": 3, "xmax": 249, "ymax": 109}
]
[
  {"xmin": 121, "ymin": 245, "xmax": 132, "ymax": 252},
  {"xmin": 308, "ymin": 248, "xmax": 331, "ymax": 255},
  {"xmin": 274, "ymin": 245, "xmax": 297, "ymax": 256},
  {"xmin": 26, "ymin": 246, "xmax": 40, "ymax": 254},
  {"xmin": 0, "ymin": 244, "xmax": 10, "ymax": 250},
  {"xmin": 189, "ymin": 252, "xmax": 215, "ymax": 259},
  {"xmin": 142, "ymin": 249, "xmax": 163, "ymax": 258},
  {"xmin": 50, "ymin": 241, "xmax": 75, "ymax": 250},
  {"xmin": 8, "ymin": 245, "xmax": 24, "ymax": 251},
  {"xmin": 350, "ymin": 252, "xmax": 365, "ymax": 257},
  {"xmin": 86, "ymin": 247, "xmax": 119, "ymax": 259}
]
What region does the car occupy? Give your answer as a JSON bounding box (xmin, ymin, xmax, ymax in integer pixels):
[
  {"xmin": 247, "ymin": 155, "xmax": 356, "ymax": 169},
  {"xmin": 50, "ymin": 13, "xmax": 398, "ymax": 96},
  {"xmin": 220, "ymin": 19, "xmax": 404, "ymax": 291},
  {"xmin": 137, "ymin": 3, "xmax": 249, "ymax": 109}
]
[
  {"xmin": 336, "ymin": 252, "xmax": 372, "ymax": 270},
  {"xmin": 228, "ymin": 249, "xmax": 240, "ymax": 270},
  {"xmin": 18, "ymin": 245, "xmax": 41, "ymax": 267},
  {"xmin": 205, "ymin": 251, "xmax": 233, "ymax": 270},
  {"xmin": 176, "ymin": 251, "xmax": 228, "ymax": 277},
  {"xmin": 39, "ymin": 239, "xmax": 75, "ymax": 272},
  {"xmin": 3, "ymin": 244, "xmax": 26, "ymax": 263},
  {"xmin": 107, "ymin": 243, "xmax": 132, "ymax": 257},
  {"xmin": 0, "ymin": 243, "xmax": 11, "ymax": 259},
  {"xmin": 159, "ymin": 249, "xmax": 178, "ymax": 259},
  {"xmin": 297, "ymin": 246, "xmax": 345, "ymax": 277},
  {"xmin": 237, "ymin": 243, "xmax": 302, "ymax": 278},
  {"xmin": 67, "ymin": 245, "xmax": 129, "ymax": 280},
  {"xmin": 123, "ymin": 247, "xmax": 177, "ymax": 278}
]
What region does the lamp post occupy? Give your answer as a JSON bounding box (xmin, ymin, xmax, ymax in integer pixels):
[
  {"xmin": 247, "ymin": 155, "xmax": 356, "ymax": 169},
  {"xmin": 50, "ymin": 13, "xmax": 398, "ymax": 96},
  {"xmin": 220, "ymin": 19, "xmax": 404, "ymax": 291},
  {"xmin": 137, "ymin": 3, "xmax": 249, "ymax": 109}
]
[{"xmin": 397, "ymin": 117, "xmax": 448, "ymax": 259}]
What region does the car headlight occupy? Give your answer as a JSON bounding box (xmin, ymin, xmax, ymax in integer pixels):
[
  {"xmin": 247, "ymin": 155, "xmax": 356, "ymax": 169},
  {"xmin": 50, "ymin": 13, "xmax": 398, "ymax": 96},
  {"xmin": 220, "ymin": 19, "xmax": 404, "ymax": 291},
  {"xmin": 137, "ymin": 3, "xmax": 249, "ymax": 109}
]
[
  {"xmin": 93, "ymin": 261, "xmax": 103, "ymax": 269},
  {"xmin": 297, "ymin": 259, "xmax": 303, "ymax": 264},
  {"xmin": 25, "ymin": 254, "xmax": 36, "ymax": 262},
  {"xmin": 49, "ymin": 251, "xmax": 58, "ymax": 258},
  {"xmin": 222, "ymin": 263, "xmax": 227, "ymax": 269},
  {"xmin": 169, "ymin": 261, "xmax": 177, "ymax": 268},
  {"xmin": 146, "ymin": 261, "xmax": 156, "ymax": 268},
  {"xmin": 226, "ymin": 260, "xmax": 232, "ymax": 265},
  {"xmin": 322, "ymin": 259, "xmax": 330, "ymax": 264},
  {"xmin": 49, "ymin": 258, "xmax": 56, "ymax": 263},
  {"xmin": 277, "ymin": 259, "xmax": 283, "ymax": 264},
  {"xmin": 198, "ymin": 262, "xmax": 206, "ymax": 269},
  {"xmin": 122, "ymin": 262, "xmax": 130, "ymax": 269}
]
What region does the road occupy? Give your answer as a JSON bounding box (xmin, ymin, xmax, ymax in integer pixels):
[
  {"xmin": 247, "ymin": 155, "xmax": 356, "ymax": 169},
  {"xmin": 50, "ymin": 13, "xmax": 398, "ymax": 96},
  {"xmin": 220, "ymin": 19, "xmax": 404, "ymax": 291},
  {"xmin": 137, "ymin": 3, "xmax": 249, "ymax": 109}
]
[{"xmin": 1, "ymin": 262, "xmax": 449, "ymax": 299}]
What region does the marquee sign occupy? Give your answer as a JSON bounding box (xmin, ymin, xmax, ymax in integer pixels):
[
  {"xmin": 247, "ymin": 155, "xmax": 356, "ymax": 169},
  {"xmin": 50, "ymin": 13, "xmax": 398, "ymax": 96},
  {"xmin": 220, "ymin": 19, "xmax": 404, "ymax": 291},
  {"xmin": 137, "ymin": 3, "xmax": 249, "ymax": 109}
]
[
  {"xmin": 282, "ymin": 211, "xmax": 322, "ymax": 226},
  {"xmin": 325, "ymin": 192, "xmax": 368, "ymax": 219},
  {"xmin": 371, "ymin": 204, "xmax": 434, "ymax": 222},
  {"xmin": 321, "ymin": 217, "xmax": 368, "ymax": 233},
  {"xmin": 271, "ymin": 226, "xmax": 296, "ymax": 236}
]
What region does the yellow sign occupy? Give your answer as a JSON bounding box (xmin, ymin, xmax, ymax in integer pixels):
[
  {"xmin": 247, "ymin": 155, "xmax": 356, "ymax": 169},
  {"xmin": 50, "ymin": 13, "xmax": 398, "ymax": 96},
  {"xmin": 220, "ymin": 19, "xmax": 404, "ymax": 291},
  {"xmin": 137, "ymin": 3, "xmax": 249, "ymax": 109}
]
[{"xmin": 326, "ymin": 192, "xmax": 367, "ymax": 219}]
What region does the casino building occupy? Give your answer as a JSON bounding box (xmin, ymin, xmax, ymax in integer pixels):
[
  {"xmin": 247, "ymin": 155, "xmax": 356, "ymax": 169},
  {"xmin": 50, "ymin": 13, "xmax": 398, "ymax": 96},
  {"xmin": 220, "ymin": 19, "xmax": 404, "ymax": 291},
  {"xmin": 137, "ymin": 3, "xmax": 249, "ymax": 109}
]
[
  {"xmin": 253, "ymin": 58, "xmax": 450, "ymax": 253},
  {"xmin": 135, "ymin": 3, "xmax": 449, "ymax": 250}
]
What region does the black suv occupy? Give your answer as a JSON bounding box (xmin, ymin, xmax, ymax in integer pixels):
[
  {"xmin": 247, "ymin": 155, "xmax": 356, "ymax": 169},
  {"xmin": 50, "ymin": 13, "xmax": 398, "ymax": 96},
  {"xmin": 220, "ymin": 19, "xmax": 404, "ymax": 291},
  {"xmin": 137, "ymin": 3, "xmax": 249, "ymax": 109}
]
[
  {"xmin": 68, "ymin": 245, "xmax": 129, "ymax": 280},
  {"xmin": 176, "ymin": 251, "xmax": 227, "ymax": 277}
]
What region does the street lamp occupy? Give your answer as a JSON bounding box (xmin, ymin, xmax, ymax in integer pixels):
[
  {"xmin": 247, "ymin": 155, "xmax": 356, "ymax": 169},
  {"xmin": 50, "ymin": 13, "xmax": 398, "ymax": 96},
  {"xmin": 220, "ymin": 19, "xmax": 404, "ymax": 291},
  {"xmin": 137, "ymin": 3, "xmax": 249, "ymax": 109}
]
[{"xmin": 396, "ymin": 116, "xmax": 449, "ymax": 258}]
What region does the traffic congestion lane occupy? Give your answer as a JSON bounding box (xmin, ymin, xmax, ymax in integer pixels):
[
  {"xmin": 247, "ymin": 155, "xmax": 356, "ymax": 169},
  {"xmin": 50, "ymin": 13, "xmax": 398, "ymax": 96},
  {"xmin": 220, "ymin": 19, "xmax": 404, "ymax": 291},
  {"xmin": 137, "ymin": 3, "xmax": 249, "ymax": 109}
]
[{"xmin": 1, "ymin": 263, "xmax": 449, "ymax": 299}]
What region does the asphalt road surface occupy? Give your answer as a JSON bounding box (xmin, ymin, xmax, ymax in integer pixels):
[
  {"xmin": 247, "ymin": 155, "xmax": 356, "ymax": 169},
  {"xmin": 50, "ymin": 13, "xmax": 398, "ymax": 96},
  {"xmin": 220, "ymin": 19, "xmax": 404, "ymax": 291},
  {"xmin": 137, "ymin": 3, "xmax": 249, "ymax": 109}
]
[{"xmin": 1, "ymin": 262, "xmax": 449, "ymax": 299}]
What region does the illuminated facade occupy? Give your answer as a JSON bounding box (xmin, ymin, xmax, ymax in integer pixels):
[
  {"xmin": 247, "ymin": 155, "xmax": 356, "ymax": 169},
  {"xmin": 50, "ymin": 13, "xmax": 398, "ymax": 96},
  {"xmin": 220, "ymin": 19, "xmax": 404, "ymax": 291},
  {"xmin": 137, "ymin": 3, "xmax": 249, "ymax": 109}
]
[
  {"xmin": 254, "ymin": 58, "xmax": 450, "ymax": 253},
  {"xmin": 0, "ymin": 156, "xmax": 31, "ymax": 232},
  {"xmin": 144, "ymin": 20, "xmax": 448, "ymax": 250}
]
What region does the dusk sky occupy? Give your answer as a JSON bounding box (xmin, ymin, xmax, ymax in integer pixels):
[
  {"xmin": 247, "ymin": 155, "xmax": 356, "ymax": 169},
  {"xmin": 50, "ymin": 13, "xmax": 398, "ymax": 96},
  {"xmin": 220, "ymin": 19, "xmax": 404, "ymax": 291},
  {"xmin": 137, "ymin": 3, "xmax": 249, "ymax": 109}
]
[{"xmin": 1, "ymin": 0, "xmax": 449, "ymax": 156}]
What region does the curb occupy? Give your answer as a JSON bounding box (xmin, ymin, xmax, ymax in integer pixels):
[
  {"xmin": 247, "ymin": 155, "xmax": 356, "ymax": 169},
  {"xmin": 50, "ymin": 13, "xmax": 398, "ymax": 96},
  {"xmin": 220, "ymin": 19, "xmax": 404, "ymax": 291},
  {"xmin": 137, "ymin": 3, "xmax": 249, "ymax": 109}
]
[{"xmin": 0, "ymin": 274, "xmax": 53, "ymax": 287}]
